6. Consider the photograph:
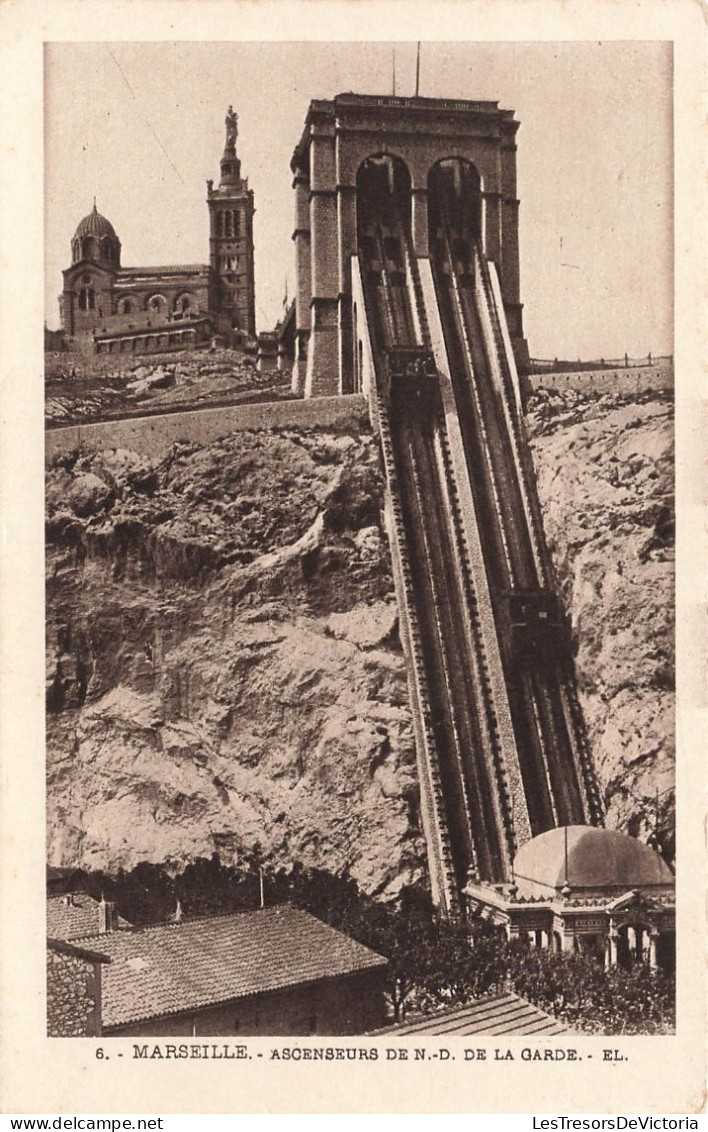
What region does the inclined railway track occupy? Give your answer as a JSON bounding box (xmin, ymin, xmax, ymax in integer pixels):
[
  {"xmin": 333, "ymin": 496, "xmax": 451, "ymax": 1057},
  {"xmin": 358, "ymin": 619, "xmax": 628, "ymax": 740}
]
[
  {"xmin": 431, "ymin": 223, "xmax": 602, "ymax": 833},
  {"xmin": 358, "ymin": 190, "xmax": 602, "ymax": 907},
  {"xmin": 360, "ymin": 212, "xmax": 516, "ymax": 889}
]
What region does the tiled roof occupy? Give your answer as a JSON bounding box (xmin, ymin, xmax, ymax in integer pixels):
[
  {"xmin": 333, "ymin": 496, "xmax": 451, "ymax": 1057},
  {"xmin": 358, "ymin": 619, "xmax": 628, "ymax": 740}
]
[
  {"xmin": 47, "ymin": 894, "xmax": 132, "ymax": 940},
  {"xmin": 370, "ymin": 992, "xmax": 569, "ymax": 1037},
  {"xmin": 47, "ymin": 938, "xmax": 112, "ymax": 965},
  {"xmin": 72, "ymin": 904, "xmax": 388, "ymax": 1029},
  {"xmin": 118, "ymin": 265, "xmax": 210, "ymax": 278}
]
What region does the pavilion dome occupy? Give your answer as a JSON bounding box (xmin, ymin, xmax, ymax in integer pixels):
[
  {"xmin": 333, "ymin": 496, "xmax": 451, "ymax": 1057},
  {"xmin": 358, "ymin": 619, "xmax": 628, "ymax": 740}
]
[
  {"xmin": 74, "ymin": 203, "xmax": 118, "ymax": 241},
  {"xmin": 513, "ymin": 826, "xmax": 673, "ymax": 898}
]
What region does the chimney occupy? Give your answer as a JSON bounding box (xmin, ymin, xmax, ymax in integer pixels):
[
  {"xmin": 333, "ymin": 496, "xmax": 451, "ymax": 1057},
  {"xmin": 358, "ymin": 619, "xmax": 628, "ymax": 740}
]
[
  {"xmin": 98, "ymin": 896, "xmax": 116, "ymax": 934},
  {"xmin": 62, "ymin": 893, "xmax": 75, "ymax": 907}
]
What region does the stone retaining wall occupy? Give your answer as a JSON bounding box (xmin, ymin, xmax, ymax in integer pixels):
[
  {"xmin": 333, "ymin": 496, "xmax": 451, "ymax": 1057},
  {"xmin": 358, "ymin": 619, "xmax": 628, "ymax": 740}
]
[
  {"xmin": 527, "ymin": 365, "xmax": 673, "ymax": 397},
  {"xmin": 46, "ymin": 394, "xmax": 370, "ymax": 462}
]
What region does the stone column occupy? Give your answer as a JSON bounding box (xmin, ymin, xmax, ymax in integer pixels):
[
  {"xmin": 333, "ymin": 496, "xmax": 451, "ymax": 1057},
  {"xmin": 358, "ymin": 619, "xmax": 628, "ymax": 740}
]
[
  {"xmin": 649, "ymin": 930, "xmax": 660, "ymax": 971},
  {"xmin": 292, "ymin": 171, "xmax": 311, "ymax": 396},
  {"xmin": 306, "ymin": 127, "xmax": 340, "ymax": 398},
  {"xmin": 499, "ymin": 135, "xmax": 521, "ymax": 307},
  {"xmin": 337, "ymin": 185, "xmax": 357, "ymax": 393},
  {"xmin": 561, "ymin": 930, "xmax": 576, "ymax": 953},
  {"xmin": 506, "ymin": 920, "xmax": 522, "ymax": 943},
  {"xmin": 608, "ymin": 927, "xmax": 619, "ymax": 968},
  {"xmin": 627, "ymin": 925, "xmax": 637, "ymax": 964},
  {"xmin": 411, "ymin": 187, "xmax": 429, "ymax": 258},
  {"xmin": 482, "ymin": 191, "xmax": 502, "ymax": 267}
]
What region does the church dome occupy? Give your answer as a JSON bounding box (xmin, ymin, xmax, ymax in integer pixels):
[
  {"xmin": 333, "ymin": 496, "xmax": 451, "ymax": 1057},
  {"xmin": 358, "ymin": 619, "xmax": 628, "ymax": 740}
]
[
  {"xmin": 74, "ymin": 203, "xmax": 118, "ymax": 241},
  {"xmin": 513, "ymin": 826, "xmax": 673, "ymax": 897}
]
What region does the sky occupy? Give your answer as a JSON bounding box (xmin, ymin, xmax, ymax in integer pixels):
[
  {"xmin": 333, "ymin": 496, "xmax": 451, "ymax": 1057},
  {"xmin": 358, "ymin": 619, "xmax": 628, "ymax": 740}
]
[{"xmin": 44, "ymin": 41, "xmax": 673, "ymax": 358}]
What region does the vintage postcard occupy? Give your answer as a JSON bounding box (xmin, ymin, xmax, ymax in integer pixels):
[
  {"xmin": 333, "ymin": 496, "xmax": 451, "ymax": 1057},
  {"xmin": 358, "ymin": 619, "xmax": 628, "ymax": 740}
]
[{"xmin": 0, "ymin": 0, "xmax": 705, "ymax": 1116}]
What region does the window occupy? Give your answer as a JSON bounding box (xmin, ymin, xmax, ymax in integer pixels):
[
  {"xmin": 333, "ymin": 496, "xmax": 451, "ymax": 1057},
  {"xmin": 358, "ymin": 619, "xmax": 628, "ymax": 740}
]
[{"xmin": 78, "ymin": 287, "xmax": 95, "ymax": 312}]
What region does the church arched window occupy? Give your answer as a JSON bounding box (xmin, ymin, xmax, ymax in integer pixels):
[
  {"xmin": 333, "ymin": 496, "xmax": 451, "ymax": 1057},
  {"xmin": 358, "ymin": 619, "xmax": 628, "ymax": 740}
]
[
  {"xmin": 147, "ymin": 294, "xmax": 167, "ymax": 315},
  {"xmin": 78, "ymin": 287, "xmax": 95, "ymax": 312}
]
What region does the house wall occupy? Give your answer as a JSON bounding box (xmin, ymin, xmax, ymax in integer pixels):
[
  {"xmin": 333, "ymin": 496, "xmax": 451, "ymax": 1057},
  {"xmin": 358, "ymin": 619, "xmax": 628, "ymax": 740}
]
[
  {"xmin": 47, "ymin": 949, "xmax": 102, "ymax": 1037},
  {"xmin": 106, "ymin": 969, "xmax": 387, "ymax": 1037}
]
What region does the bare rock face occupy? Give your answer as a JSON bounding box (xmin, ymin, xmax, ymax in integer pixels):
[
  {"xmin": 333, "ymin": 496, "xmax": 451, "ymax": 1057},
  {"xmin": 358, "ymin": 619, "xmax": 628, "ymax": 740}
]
[
  {"xmin": 46, "ymin": 428, "xmax": 425, "ymax": 898},
  {"xmin": 526, "ymin": 384, "xmax": 674, "ymax": 848},
  {"xmin": 46, "ymin": 380, "xmax": 675, "ymax": 894}
]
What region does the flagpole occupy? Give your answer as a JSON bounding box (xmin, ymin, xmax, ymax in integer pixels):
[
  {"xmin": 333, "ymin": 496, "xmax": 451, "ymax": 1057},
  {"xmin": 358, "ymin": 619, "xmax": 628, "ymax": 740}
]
[{"xmin": 415, "ymin": 42, "xmax": 421, "ymax": 97}]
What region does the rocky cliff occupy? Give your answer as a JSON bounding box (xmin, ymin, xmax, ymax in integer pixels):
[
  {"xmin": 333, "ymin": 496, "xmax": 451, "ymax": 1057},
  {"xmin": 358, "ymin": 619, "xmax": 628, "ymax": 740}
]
[
  {"xmin": 46, "ymin": 376, "xmax": 674, "ymax": 893},
  {"xmin": 526, "ymin": 378, "xmax": 674, "ymax": 849},
  {"xmin": 46, "ymin": 427, "xmax": 425, "ymax": 897}
]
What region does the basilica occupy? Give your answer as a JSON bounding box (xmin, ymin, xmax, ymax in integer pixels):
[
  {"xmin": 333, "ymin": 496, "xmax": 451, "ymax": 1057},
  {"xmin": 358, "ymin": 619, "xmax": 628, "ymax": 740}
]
[{"xmin": 59, "ymin": 108, "xmax": 256, "ymax": 356}]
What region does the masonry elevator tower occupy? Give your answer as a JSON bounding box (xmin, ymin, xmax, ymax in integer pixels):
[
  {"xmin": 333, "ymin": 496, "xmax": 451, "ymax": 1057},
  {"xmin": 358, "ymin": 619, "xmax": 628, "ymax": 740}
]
[
  {"xmin": 291, "ymin": 94, "xmax": 602, "ymax": 916},
  {"xmin": 290, "ymin": 94, "xmax": 530, "ymax": 397}
]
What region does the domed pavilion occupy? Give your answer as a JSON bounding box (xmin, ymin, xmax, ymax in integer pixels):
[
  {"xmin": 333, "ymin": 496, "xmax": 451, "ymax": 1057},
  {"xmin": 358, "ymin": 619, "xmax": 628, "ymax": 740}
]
[{"xmin": 464, "ymin": 826, "xmax": 675, "ymax": 972}]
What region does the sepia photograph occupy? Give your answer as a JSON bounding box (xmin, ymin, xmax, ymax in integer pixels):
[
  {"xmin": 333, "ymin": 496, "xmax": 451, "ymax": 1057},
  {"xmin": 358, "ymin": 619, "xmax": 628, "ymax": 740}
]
[
  {"xmin": 0, "ymin": 1, "xmax": 704, "ymax": 1116},
  {"xmin": 43, "ymin": 39, "xmax": 676, "ymax": 1041}
]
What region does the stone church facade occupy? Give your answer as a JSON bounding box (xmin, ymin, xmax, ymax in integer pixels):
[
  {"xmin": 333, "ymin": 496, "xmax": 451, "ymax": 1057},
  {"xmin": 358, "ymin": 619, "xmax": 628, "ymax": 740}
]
[{"xmin": 59, "ymin": 108, "xmax": 255, "ymax": 356}]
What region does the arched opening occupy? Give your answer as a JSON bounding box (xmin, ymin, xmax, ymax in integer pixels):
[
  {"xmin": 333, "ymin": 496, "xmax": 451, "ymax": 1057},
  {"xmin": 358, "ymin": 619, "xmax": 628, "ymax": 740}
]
[
  {"xmin": 355, "ymin": 155, "xmax": 414, "ymax": 351},
  {"xmin": 117, "ymin": 298, "xmax": 132, "ymax": 316},
  {"xmin": 174, "ymin": 293, "xmax": 196, "ymax": 319},
  {"xmin": 82, "ymin": 236, "xmax": 98, "ymax": 261},
  {"xmin": 428, "ymin": 158, "xmax": 483, "ymax": 249},
  {"xmin": 146, "ymin": 294, "xmax": 167, "ymax": 317},
  {"xmin": 356, "ymin": 153, "xmax": 412, "ymax": 239}
]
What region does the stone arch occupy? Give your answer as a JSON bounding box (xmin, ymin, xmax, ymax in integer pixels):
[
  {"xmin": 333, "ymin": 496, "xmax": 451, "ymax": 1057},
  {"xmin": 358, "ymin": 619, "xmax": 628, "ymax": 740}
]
[
  {"xmin": 146, "ymin": 294, "xmax": 168, "ymax": 315},
  {"xmin": 355, "ymin": 152, "xmax": 413, "ymax": 238},
  {"xmin": 174, "ymin": 291, "xmax": 197, "ymax": 316},
  {"xmin": 428, "ymin": 156, "xmax": 483, "ymax": 247}
]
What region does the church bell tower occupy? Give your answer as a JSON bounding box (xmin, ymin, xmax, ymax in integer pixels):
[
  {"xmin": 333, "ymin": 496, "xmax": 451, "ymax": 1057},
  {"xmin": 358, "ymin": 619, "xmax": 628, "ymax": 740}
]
[{"xmin": 207, "ymin": 107, "xmax": 256, "ymax": 341}]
